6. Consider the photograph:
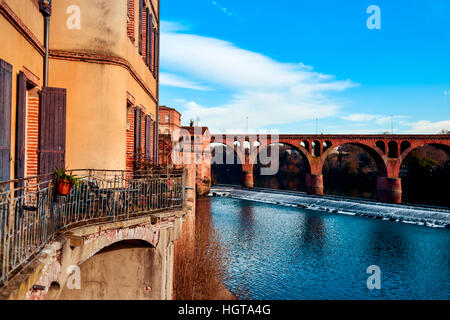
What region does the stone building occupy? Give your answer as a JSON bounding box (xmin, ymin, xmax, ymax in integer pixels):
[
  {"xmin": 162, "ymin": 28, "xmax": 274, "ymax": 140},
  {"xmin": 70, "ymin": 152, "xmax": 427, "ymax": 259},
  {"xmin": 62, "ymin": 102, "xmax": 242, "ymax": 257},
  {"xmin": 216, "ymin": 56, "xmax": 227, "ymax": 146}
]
[
  {"xmin": 181, "ymin": 126, "xmax": 212, "ymax": 196},
  {"xmin": 0, "ymin": 0, "xmax": 160, "ymax": 181},
  {"xmin": 159, "ymin": 105, "xmax": 181, "ymax": 135},
  {"xmin": 156, "ymin": 105, "xmax": 212, "ymax": 195}
]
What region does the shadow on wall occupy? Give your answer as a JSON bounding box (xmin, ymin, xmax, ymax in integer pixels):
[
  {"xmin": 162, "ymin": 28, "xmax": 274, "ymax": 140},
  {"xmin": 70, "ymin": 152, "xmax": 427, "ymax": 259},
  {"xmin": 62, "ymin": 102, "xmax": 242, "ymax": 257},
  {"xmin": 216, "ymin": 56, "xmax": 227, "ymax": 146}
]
[{"xmin": 56, "ymin": 240, "xmax": 161, "ymax": 300}]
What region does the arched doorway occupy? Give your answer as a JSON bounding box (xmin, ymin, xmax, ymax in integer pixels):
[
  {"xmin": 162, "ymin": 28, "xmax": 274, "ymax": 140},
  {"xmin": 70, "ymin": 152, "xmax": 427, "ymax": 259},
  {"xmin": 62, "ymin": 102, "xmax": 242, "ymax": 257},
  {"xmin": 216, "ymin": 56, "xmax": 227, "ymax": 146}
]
[
  {"xmin": 322, "ymin": 144, "xmax": 386, "ymax": 199},
  {"xmin": 400, "ymin": 144, "xmax": 450, "ymax": 207},
  {"xmin": 253, "ymin": 143, "xmax": 310, "ymax": 191},
  {"xmin": 57, "ymin": 240, "xmax": 160, "ymax": 300},
  {"xmin": 210, "ymin": 143, "xmax": 243, "ymax": 185}
]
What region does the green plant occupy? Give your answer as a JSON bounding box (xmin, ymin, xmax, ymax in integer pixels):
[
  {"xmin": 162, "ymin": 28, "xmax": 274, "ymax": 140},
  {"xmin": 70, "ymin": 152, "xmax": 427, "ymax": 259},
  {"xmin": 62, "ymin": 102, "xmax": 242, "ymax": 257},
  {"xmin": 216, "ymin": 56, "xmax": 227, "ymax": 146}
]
[
  {"xmin": 54, "ymin": 168, "xmax": 81, "ymax": 190},
  {"xmin": 202, "ymin": 177, "xmax": 211, "ymax": 184}
]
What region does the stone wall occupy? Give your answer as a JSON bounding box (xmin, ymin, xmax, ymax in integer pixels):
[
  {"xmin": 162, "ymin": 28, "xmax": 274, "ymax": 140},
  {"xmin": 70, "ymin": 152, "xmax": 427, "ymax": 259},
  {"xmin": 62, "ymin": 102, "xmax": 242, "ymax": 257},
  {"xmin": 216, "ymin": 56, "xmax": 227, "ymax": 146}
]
[{"xmin": 0, "ymin": 211, "xmax": 185, "ymax": 300}]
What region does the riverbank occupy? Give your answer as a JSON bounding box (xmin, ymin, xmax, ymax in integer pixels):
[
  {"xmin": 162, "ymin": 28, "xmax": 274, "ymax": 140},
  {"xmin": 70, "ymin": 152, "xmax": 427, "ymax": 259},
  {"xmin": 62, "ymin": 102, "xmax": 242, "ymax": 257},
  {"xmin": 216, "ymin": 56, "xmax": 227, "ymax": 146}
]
[{"xmin": 209, "ymin": 185, "xmax": 450, "ymax": 228}]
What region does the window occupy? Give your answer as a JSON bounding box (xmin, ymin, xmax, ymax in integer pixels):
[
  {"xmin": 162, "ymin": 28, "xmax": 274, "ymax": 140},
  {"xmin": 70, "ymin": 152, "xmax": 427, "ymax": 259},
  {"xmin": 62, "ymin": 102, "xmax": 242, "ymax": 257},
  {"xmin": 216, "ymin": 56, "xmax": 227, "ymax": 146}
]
[{"xmin": 165, "ymin": 115, "xmax": 169, "ymax": 123}]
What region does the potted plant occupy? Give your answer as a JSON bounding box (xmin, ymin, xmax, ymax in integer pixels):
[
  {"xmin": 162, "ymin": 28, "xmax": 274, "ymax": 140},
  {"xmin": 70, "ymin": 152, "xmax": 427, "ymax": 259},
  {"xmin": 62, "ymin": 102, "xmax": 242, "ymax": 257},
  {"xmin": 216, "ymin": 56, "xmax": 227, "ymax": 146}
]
[
  {"xmin": 202, "ymin": 176, "xmax": 211, "ymax": 185},
  {"xmin": 54, "ymin": 168, "xmax": 80, "ymax": 196}
]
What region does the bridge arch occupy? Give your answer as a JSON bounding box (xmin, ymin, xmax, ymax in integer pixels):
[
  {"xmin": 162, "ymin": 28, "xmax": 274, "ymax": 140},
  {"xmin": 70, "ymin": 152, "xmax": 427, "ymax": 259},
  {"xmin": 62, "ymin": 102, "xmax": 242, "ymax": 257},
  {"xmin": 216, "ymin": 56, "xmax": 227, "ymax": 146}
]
[
  {"xmin": 300, "ymin": 140, "xmax": 310, "ymax": 153},
  {"xmin": 320, "ymin": 142, "xmax": 388, "ymax": 177},
  {"xmin": 255, "ymin": 142, "xmax": 312, "ymax": 173},
  {"xmin": 320, "ymin": 142, "xmax": 388, "ymax": 199},
  {"xmin": 388, "ymin": 141, "xmax": 399, "ymax": 158},
  {"xmin": 376, "ymin": 141, "xmax": 386, "ymax": 154},
  {"xmin": 210, "ymin": 142, "xmax": 245, "ymax": 166},
  {"xmin": 399, "ymin": 142, "xmax": 450, "ymax": 206},
  {"xmin": 210, "ymin": 142, "xmax": 244, "ymax": 185},
  {"xmin": 400, "ymin": 142, "xmax": 450, "ymax": 161},
  {"xmin": 58, "ymin": 240, "xmax": 161, "ymax": 300},
  {"xmin": 311, "ymin": 140, "xmax": 321, "ymax": 157},
  {"xmin": 253, "ymin": 142, "xmax": 312, "ymax": 191}
]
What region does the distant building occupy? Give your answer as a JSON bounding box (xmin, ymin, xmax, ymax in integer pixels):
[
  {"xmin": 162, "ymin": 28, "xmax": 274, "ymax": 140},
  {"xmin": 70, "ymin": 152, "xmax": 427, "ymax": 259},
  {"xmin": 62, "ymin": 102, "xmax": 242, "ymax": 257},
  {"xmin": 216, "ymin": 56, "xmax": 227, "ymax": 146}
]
[
  {"xmin": 181, "ymin": 126, "xmax": 211, "ymax": 195},
  {"xmin": 158, "ymin": 106, "xmax": 181, "ymax": 135},
  {"xmin": 157, "ymin": 105, "xmax": 211, "ymax": 195}
]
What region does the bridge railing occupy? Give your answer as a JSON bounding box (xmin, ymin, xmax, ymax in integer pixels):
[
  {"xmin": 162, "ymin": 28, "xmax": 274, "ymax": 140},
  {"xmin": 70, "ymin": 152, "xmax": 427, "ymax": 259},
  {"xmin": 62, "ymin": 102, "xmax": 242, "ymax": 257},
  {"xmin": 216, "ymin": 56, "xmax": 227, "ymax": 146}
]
[{"xmin": 0, "ymin": 168, "xmax": 186, "ymax": 287}]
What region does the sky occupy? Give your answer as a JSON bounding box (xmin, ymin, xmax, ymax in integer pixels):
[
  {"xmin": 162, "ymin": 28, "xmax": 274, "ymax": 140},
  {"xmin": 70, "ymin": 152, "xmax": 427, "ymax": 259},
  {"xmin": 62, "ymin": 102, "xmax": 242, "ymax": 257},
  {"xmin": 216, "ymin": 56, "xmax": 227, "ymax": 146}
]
[{"xmin": 159, "ymin": 0, "xmax": 450, "ymax": 134}]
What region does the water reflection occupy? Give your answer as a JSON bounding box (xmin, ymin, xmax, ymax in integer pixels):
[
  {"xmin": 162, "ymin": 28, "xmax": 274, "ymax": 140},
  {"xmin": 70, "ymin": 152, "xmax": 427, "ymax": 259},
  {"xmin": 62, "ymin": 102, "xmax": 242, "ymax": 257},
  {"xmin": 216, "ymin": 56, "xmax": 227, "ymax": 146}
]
[
  {"xmin": 237, "ymin": 205, "xmax": 255, "ymax": 243},
  {"xmin": 208, "ymin": 197, "xmax": 450, "ymax": 300},
  {"xmin": 299, "ymin": 214, "xmax": 326, "ymax": 248}
]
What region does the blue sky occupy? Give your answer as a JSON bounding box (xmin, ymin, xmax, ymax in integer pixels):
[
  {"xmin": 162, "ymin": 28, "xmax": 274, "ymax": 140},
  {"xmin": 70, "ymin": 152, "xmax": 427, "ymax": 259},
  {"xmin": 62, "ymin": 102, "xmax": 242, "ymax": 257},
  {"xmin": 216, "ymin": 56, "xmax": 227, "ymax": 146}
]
[{"xmin": 159, "ymin": 0, "xmax": 450, "ymax": 134}]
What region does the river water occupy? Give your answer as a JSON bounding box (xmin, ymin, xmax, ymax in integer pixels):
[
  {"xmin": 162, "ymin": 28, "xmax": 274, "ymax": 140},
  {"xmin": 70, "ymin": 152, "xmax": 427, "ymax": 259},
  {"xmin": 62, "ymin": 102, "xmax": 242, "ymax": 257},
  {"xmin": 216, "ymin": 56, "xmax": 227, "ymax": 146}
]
[{"xmin": 200, "ymin": 196, "xmax": 450, "ymax": 300}]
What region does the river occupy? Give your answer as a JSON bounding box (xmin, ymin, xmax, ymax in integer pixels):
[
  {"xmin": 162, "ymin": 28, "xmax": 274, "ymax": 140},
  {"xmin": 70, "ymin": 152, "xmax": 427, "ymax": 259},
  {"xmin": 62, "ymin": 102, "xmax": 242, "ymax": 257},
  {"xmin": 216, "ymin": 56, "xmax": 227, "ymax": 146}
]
[{"xmin": 198, "ymin": 195, "xmax": 450, "ymax": 300}]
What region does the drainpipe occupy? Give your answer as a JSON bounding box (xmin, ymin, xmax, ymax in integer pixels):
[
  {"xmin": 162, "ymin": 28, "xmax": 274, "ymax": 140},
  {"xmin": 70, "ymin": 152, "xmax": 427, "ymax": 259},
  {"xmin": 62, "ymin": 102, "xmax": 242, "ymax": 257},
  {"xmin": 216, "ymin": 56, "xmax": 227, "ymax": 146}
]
[
  {"xmin": 43, "ymin": 15, "xmax": 50, "ymax": 87},
  {"xmin": 154, "ymin": 0, "xmax": 160, "ymax": 165},
  {"xmin": 39, "ymin": 0, "xmax": 52, "ymax": 87}
]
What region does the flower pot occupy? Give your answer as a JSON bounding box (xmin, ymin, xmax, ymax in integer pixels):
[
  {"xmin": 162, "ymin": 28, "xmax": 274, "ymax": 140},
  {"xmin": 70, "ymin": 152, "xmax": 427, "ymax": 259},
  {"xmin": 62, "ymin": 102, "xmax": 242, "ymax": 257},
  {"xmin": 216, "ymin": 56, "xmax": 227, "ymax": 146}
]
[{"xmin": 57, "ymin": 179, "xmax": 73, "ymax": 196}]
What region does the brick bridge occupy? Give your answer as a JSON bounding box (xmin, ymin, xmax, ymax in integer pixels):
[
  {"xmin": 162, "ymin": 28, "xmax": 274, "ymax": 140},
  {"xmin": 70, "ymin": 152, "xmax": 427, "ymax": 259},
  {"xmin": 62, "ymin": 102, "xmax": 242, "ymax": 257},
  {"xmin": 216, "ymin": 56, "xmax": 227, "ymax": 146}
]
[
  {"xmin": 0, "ymin": 169, "xmax": 192, "ymax": 300},
  {"xmin": 210, "ymin": 134, "xmax": 450, "ymax": 203}
]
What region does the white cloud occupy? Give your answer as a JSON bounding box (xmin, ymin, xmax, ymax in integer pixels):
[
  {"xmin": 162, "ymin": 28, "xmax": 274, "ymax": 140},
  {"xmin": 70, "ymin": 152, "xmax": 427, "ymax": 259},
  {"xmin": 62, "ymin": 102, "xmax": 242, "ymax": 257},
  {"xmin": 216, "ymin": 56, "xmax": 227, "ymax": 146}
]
[
  {"xmin": 341, "ymin": 114, "xmax": 379, "ymax": 122},
  {"xmin": 341, "ymin": 114, "xmax": 410, "ymax": 126},
  {"xmin": 160, "ymin": 21, "xmax": 190, "ymax": 33},
  {"xmin": 160, "ymin": 21, "xmax": 357, "ymax": 131},
  {"xmin": 404, "ymin": 120, "xmax": 450, "ymax": 134},
  {"xmin": 160, "ymin": 72, "xmax": 211, "ymax": 91}
]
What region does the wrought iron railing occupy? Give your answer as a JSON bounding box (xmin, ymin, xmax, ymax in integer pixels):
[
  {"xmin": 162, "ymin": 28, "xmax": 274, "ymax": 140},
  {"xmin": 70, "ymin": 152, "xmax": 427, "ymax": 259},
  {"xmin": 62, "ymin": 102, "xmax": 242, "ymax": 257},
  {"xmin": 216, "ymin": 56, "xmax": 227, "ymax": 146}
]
[{"xmin": 0, "ymin": 168, "xmax": 186, "ymax": 287}]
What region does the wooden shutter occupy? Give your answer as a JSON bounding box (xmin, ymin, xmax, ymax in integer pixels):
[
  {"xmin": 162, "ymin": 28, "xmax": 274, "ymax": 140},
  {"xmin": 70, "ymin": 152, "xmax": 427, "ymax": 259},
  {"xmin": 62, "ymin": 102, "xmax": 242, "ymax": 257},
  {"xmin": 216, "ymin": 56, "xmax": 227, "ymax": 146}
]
[
  {"xmin": 134, "ymin": 108, "xmax": 142, "ymax": 155},
  {"xmin": 145, "ymin": 115, "xmax": 152, "ymax": 159},
  {"xmin": 153, "ymin": 29, "xmax": 159, "ymax": 78},
  {"xmin": 138, "ymin": 0, "xmax": 144, "ymax": 55},
  {"xmin": 38, "ymin": 87, "xmax": 66, "ymax": 175},
  {"xmin": 15, "ymin": 71, "xmax": 27, "ymax": 181},
  {"xmin": 146, "ymin": 10, "xmax": 153, "ymax": 68},
  {"xmin": 0, "ymin": 59, "xmax": 12, "ymax": 183},
  {"xmin": 152, "ymin": 120, "xmax": 157, "ymax": 164}
]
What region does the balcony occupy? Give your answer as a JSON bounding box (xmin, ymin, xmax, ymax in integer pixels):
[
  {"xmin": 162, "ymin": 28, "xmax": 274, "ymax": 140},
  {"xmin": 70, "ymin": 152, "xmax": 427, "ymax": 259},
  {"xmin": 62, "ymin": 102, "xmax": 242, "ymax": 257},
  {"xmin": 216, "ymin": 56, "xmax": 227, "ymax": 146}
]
[{"xmin": 0, "ymin": 168, "xmax": 186, "ymax": 287}]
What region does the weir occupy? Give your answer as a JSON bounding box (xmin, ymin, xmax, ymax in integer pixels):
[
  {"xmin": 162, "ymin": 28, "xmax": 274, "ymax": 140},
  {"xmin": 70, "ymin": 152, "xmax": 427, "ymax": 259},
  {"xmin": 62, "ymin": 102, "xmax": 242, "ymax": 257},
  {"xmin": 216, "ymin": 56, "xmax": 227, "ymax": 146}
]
[{"xmin": 210, "ymin": 186, "xmax": 450, "ymax": 228}]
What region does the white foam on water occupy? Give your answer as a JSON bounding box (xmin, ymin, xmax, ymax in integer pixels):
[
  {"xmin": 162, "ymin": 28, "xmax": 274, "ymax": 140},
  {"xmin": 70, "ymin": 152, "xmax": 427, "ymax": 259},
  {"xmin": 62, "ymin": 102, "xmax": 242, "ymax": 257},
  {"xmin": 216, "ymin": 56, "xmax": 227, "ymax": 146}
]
[{"xmin": 210, "ymin": 186, "xmax": 450, "ymax": 229}]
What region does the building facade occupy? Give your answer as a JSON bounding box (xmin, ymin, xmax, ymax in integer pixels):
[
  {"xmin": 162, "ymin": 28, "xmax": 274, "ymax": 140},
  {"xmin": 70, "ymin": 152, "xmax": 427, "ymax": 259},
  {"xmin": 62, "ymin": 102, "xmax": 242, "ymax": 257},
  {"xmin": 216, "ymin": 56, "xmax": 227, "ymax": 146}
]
[
  {"xmin": 158, "ymin": 105, "xmax": 181, "ymax": 135},
  {"xmin": 0, "ymin": 0, "xmax": 160, "ymax": 182},
  {"xmin": 180, "ymin": 126, "xmax": 212, "ymax": 196}
]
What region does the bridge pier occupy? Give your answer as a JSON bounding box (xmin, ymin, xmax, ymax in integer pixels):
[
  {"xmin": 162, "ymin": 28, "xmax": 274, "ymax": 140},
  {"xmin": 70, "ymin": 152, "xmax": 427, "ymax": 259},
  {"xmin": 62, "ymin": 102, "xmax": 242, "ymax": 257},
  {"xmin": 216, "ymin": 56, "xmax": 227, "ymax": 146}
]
[
  {"xmin": 241, "ymin": 163, "xmax": 254, "ymax": 188},
  {"xmin": 242, "ymin": 170, "xmax": 254, "ymax": 188},
  {"xmin": 377, "ymin": 177, "xmax": 402, "ymax": 204},
  {"xmin": 306, "ymin": 174, "xmax": 324, "ymax": 196}
]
